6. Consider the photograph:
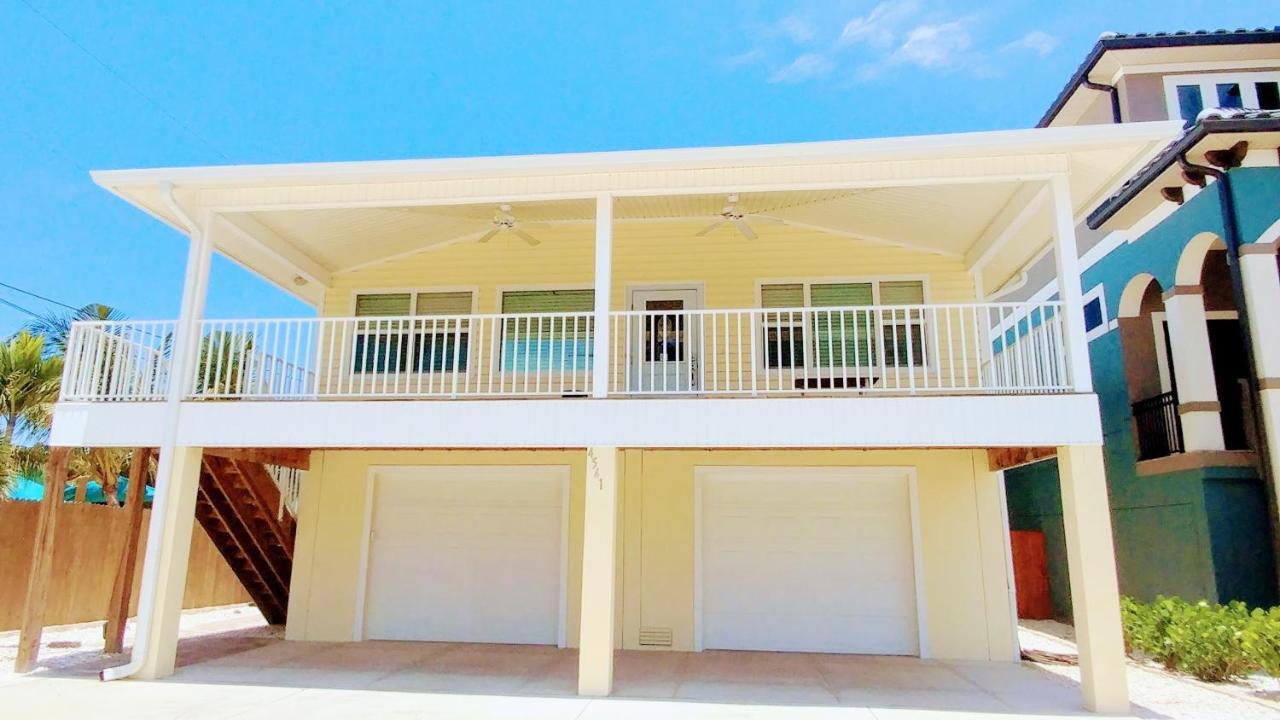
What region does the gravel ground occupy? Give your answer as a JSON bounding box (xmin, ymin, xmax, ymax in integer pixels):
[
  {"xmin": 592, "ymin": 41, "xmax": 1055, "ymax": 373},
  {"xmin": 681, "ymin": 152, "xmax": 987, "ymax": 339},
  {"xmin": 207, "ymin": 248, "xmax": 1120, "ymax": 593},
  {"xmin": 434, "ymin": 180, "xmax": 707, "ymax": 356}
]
[
  {"xmin": 0, "ymin": 603, "xmax": 275, "ymax": 684},
  {"xmin": 1020, "ymin": 619, "xmax": 1280, "ymax": 720}
]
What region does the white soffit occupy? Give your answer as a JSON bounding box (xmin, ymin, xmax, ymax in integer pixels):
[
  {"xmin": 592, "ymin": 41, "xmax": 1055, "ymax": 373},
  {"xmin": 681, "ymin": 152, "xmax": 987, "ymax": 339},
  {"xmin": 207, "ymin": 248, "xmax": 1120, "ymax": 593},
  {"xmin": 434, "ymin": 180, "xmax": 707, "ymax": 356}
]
[{"xmin": 91, "ymin": 121, "xmax": 1180, "ymax": 299}]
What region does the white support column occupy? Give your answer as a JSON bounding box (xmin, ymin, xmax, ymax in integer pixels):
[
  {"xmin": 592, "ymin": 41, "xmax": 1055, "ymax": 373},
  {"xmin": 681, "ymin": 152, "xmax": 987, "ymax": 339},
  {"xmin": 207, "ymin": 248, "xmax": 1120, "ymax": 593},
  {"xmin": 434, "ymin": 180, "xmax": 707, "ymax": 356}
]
[
  {"xmin": 135, "ymin": 445, "xmax": 204, "ymax": 679},
  {"xmin": 1241, "ymin": 246, "xmax": 1280, "ymax": 485},
  {"xmin": 578, "ymin": 446, "xmax": 619, "ymax": 696},
  {"xmin": 103, "ymin": 203, "xmax": 214, "ymax": 682},
  {"xmin": 1050, "ymin": 175, "xmax": 1093, "ymax": 393},
  {"xmin": 1163, "ymin": 287, "xmax": 1226, "ymax": 451},
  {"xmin": 1057, "ymin": 445, "xmax": 1129, "ymax": 714},
  {"xmin": 592, "ymin": 194, "xmax": 614, "ymax": 398}
]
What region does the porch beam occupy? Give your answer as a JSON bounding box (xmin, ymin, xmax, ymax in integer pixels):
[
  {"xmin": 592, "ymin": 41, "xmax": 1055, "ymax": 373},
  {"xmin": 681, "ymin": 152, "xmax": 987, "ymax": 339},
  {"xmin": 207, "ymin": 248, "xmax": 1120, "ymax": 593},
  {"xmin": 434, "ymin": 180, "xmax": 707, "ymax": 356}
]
[
  {"xmin": 1050, "ymin": 174, "xmax": 1093, "ymax": 393},
  {"xmin": 987, "ymin": 446, "xmax": 1056, "ymax": 471},
  {"xmin": 592, "ymin": 194, "xmax": 613, "ymax": 399},
  {"xmin": 104, "ymin": 447, "xmax": 152, "ymax": 654},
  {"xmin": 218, "ymin": 212, "xmax": 332, "ymax": 288},
  {"xmin": 578, "ymin": 447, "xmax": 620, "ymax": 696},
  {"xmin": 965, "ymin": 182, "xmax": 1050, "ymax": 270},
  {"xmin": 14, "ymin": 446, "xmax": 71, "ymax": 673},
  {"xmin": 203, "ymin": 447, "xmax": 311, "ymax": 470}
]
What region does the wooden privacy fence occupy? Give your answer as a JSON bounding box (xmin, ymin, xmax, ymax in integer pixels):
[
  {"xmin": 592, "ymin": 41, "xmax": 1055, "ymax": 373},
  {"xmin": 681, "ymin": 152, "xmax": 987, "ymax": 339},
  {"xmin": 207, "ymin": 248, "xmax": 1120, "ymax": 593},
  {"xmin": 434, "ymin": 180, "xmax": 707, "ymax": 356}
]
[{"xmin": 0, "ymin": 500, "xmax": 250, "ymax": 631}]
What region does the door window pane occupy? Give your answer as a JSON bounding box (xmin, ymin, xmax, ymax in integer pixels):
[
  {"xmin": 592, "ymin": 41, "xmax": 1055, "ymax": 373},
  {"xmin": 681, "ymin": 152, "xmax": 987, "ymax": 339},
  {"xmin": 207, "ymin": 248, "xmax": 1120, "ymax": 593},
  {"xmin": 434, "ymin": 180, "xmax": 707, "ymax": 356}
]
[
  {"xmin": 643, "ymin": 301, "xmax": 686, "ymax": 362},
  {"xmin": 1176, "ymin": 85, "xmax": 1203, "ymax": 126}
]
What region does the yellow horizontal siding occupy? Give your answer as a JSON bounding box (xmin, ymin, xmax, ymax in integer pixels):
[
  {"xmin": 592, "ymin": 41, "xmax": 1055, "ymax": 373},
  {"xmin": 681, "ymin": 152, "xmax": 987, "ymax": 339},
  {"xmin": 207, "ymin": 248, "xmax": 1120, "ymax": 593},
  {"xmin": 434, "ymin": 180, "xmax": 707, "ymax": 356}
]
[{"xmin": 323, "ymin": 222, "xmax": 976, "ymax": 316}]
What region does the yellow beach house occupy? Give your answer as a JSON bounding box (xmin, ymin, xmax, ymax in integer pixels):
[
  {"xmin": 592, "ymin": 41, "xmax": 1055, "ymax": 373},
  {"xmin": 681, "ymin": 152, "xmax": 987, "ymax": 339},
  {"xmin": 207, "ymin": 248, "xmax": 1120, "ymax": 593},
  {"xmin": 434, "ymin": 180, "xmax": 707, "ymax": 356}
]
[{"xmin": 51, "ymin": 120, "xmax": 1180, "ymax": 713}]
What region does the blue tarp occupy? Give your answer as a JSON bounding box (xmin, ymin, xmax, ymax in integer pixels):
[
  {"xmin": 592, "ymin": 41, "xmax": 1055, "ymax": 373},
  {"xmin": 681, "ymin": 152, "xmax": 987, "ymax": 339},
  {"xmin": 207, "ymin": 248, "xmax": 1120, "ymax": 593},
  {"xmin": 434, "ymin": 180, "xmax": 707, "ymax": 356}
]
[{"xmin": 5, "ymin": 474, "xmax": 153, "ymax": 504}]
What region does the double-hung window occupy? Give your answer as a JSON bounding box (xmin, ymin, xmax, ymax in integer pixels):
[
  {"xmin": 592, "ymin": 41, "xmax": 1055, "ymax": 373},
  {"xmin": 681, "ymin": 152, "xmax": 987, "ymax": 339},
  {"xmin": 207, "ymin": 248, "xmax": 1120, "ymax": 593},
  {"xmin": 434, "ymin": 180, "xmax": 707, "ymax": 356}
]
[
  {"xmin": 760, "ymin": 280, "xmax": 927, "ymax": 371},
  {"xmin": 1165, "ymin": 71, "xmax": 1280, "ymax": 126},
  {"xmin": 352, "ymin": 291, "xmax": 473, "ymax": 373},
  {"xmin": 500, "ymin": 289, "xmax": 594, "ymax": 371}
]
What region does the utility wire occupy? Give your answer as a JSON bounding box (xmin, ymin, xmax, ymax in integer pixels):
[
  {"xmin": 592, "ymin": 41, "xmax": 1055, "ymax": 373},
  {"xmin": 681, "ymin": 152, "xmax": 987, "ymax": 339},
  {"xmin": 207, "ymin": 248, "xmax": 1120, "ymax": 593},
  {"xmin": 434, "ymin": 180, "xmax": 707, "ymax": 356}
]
[
  {"xmin": 0, "ymin": 280, "xmax": 81, "ymax": 312},
  {"xmin": 16, "ymin": 0, "xmax": 232, "ymax": 163},
  {"xmin": 0, "ymin": 297, "xmax": 41, "ymax": 319}
]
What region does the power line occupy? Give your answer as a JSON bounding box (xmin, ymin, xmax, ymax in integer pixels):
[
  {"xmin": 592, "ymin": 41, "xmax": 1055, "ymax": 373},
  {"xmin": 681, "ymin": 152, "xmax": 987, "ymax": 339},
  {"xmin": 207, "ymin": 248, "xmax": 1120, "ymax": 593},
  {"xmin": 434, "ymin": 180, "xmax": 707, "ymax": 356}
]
[
  {"xmin": 0, "ymin": 280, "xmax": 80, "ymax": 312},
  {"xmin": 16, "ymin": 0, "xmax": 232, "ymax": 163},
  {"xmin": 0, "ymin": 297, "xmax": 41, "ymax": 319}
]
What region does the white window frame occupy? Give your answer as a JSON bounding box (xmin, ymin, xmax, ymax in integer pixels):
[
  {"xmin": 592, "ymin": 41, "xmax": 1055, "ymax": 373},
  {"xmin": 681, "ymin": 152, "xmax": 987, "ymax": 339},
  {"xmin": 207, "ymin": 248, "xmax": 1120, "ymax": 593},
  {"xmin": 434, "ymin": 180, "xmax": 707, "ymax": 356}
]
[
  {"xmin": 1082, "ymin": 284, "xmax": 1110, "ymax": 342},
  {"xmin": 1163, "ymin": 71, "xmax": 1280, "ymax": 123},
  {"xmin": 347, "ymin": 287, "xmax": 479, "ymax": 377},
  {"xmin": 754, "ymin": 276, "xmax": 932, "ymax": 375}
]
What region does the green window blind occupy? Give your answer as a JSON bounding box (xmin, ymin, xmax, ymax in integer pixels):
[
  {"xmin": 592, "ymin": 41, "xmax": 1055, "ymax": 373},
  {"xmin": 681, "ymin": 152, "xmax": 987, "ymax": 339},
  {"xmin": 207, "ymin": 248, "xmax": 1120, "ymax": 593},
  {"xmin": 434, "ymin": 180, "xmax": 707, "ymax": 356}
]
[
  {"xmin": 879, "ymin": 281, "xmax": 924, "ymax": 305},
  {"xmin": 501, "ymin": 289, "xmax": 594, "ymax": 371},
  {"xmin": 415, "ymin": 291, "xmax": 473, "ymax": 316},
  {"xmin": 760, "ymin": 284, "xmax": 804, "ymax": 308},
  {"xmin": 354, "ymin": 293, "xmax": 412, "ymax": 317},
  {"xmin": 501, "ymin": 289, "xmax": 594, "ymax": 313},
  {"xmin": 811, "ymin": 283, "xmax": 874, "ymax": 367}
]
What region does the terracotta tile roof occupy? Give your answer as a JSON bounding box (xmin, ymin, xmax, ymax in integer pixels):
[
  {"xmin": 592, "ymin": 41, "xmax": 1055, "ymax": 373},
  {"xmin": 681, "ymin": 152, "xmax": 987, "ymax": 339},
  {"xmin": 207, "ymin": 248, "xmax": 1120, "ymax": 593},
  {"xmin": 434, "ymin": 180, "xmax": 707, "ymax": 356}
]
[
  {"xmin": 1037, "ymin": 27, "xmax": 1280, "ymax": 128},
  {"xmin": 1086, "ymin": 109, "xmax": 1280, "ymax": 228}
]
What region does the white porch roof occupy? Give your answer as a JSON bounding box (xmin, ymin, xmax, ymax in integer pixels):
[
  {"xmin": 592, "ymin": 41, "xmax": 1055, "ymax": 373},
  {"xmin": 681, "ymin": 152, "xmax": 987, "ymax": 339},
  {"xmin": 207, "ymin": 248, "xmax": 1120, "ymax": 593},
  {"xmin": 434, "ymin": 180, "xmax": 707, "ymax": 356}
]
[{"xmin": 91, "ymin": 122, "xmax": 1180, "ymax": 306}]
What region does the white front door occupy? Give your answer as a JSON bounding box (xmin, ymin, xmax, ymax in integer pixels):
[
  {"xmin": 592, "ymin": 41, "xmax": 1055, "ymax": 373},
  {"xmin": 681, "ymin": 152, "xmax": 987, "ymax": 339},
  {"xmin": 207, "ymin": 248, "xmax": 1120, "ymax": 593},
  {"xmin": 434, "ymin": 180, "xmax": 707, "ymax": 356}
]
[
  {"xmin": 629, "ymin": 288, "xmax": 700, "ymax": 392},
  {"xmin": 698, "ymin": 467, "xmax": 921, "ymax": 655},
  {"xmin": 362, "ymin": 466, "xmax": 566, "ymax": 645}
]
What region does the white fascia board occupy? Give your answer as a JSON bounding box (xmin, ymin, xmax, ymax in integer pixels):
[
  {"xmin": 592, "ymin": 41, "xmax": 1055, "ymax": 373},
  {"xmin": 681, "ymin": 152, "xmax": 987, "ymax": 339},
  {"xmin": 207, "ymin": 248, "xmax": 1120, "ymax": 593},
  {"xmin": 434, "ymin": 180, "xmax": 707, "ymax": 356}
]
[
  {"xmin": 89, "ymin": 122, "xmax": 1182, "ymax": 191},
  {"xmin": 51, "ymin": 395, "xmax": 1103, "ymax": 449}
]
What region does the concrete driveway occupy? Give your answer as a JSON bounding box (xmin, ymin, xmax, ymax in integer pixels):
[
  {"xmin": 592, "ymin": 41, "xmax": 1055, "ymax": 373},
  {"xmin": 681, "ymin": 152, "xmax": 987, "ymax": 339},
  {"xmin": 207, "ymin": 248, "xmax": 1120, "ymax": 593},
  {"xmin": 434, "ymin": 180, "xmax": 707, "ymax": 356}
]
[{"xmin": 2, "ymin": 638, "xmax": 1118, "ymax": 719}]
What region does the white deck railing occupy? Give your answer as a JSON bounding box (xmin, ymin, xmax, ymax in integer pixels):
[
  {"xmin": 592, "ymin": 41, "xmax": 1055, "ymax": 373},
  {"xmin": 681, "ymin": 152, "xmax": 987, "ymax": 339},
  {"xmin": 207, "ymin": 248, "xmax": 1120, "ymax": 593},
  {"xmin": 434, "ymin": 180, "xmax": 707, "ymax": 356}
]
[{"xmin": 58, "ymin": 301, "xmax": 1070, "ymax": 402}]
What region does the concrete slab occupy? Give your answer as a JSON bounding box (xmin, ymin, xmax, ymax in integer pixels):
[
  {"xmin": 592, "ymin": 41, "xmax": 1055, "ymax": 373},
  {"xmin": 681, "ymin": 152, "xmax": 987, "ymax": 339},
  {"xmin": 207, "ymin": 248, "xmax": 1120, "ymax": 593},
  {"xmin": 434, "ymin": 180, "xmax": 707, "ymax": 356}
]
[{"xmin": 7, "ymin": 638, "xmax": 1118, "ymax": 718}]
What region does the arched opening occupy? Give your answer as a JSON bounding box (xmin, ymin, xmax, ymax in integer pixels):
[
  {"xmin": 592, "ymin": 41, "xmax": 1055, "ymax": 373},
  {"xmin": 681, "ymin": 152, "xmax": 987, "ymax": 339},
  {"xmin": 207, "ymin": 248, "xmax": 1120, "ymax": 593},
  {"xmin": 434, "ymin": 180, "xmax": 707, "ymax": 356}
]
[
  {"xmin": 1198, "ymin": 240, "xmax": 1253, "ymax": 450},
  {"xmin": 1118, "ymin": 274, "xmax": 1181, "ymax": 459}
]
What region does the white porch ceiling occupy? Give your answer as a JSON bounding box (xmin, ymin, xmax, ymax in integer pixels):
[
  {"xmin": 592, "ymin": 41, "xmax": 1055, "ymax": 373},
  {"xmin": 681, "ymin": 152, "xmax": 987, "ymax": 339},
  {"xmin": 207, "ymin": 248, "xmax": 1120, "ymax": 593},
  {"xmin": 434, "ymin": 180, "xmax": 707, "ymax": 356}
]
[{"xmin": 91, "ymin": 121, "xmax": 1182, "ymax": 306}]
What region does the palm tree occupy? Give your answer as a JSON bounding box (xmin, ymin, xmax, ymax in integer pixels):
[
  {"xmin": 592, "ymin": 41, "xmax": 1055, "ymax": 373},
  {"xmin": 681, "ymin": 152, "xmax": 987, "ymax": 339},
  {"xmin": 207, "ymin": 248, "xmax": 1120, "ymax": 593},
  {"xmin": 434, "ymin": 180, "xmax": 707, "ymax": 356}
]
[
  {"xmin": 26, "ymin": 303, "xmax": 127, "ymax": 357},
  {"xmin": 0, "ymin": 332, "xmax": 63, "ymax": 446}
]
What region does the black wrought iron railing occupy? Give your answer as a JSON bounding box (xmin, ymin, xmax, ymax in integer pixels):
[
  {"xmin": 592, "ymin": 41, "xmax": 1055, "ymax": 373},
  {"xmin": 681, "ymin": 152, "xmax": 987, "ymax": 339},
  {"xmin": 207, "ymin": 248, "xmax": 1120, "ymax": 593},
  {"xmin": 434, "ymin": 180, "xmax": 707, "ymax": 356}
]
[{"xmin": 1132, "ymin": 391, "xmax": 1184, "ymax": 460}]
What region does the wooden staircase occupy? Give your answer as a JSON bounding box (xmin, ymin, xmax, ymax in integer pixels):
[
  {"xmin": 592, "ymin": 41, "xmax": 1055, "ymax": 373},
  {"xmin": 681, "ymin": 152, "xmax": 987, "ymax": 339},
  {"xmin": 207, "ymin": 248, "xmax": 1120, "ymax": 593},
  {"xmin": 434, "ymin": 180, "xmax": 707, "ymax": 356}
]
[{"xmin": 195, "ymin": 453, "xmax": 298, "ymax": 625}]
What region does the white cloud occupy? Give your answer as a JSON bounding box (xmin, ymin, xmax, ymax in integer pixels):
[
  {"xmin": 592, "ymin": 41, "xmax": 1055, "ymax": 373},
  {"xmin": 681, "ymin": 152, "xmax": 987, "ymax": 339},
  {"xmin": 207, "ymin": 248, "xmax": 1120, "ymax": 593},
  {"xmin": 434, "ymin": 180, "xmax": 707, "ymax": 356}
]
[
  {"xmin": 1001, "ymin": 30, "xmax": 1058, "ymax": 57},
  {"xmin": 891, "ymin": 21, "xmax": 972, "ymax": 69},
  {"xmin": 769, "ymin": 53, "xmax": 836, "ymax": 84},
  {"xmin": 776, "ymin": 15, "xmax": 817, "ymax": 44},
  {"xmin": 839, "ymin": 0, "xmax": 920, "ymax": 48},
  {"xmin": 724, "ymin": 47, "xmax": 766, "ymax": 68}
]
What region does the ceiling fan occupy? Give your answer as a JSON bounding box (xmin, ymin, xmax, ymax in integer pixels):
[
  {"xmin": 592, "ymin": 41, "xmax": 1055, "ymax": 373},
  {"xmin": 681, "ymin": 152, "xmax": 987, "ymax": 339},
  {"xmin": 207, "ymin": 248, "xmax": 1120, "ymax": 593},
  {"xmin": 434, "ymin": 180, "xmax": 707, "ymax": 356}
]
[
  {"xmin": 478, "ymin": 204, "xmax": 544, "ymax": 246},
  {"xmin": 695, "ymin": 194, "xmax": 785, "ymax": 240}
]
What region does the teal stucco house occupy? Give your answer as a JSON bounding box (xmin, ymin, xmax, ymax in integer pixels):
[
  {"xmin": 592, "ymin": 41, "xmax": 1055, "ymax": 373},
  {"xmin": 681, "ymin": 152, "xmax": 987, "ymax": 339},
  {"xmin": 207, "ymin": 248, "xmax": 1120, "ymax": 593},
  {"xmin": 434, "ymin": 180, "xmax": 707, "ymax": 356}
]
[{"xmin": 1006, "ymin": 27, "xmax": 1280, "ymax": 616}]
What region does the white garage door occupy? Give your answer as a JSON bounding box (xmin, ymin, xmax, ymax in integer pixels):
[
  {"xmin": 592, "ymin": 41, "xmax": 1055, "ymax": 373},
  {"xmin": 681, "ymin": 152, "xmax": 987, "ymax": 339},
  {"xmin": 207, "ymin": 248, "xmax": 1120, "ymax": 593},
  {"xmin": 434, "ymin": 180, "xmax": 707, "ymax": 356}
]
[
  {"xmin": 698, "ymin": 467, "xmax": 920, "ymax": 655},
  {"xmin": 362, "ymin": 466, "xmax": 566, "ymax": 645}
]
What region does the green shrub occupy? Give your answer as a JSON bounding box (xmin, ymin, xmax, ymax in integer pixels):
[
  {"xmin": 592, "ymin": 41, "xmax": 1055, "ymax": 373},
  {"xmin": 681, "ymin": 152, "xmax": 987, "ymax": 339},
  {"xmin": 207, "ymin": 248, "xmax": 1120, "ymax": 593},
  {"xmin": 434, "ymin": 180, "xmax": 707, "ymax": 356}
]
[
  {"xmin": 1243, "ymin": 607, "xmax": 1280, "ymax": 678},
  {"xmin": 1118, "ymin": 595, "xmax": 1280, "ymax": 681}
]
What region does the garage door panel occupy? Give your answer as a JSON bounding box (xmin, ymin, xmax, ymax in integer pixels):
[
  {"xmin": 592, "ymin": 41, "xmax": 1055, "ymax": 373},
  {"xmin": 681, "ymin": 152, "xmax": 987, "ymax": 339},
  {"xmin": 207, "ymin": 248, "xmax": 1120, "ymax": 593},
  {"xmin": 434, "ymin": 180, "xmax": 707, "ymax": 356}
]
[
  {"xmin": 700, "ymin": 468, "xmax": 920, "ymax": 656},
  {"xmin": 363, "ymin": 467, "xmax": 564, "ymax": 645}
]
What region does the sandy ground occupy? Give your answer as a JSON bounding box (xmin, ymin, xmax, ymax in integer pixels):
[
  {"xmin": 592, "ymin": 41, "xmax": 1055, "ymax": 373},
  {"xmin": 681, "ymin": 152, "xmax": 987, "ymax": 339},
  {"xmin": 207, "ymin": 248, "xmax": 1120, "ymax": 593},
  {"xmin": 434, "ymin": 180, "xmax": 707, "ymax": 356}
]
[
  {"xmin": 1020, "ymin": 619, "xmax": 1280, "ymax": 719},
  {"xmin": 0, "ymin": 603, "xmax": 274, "ymax": 683}
]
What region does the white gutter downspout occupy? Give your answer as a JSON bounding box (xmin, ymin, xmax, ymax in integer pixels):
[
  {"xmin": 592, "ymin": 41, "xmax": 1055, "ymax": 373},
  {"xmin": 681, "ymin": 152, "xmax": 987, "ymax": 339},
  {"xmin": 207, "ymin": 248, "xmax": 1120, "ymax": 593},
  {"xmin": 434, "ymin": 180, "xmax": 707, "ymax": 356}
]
[{"xmin": 101, "ymin": 183, "xmax": 212, "ymax": 682}]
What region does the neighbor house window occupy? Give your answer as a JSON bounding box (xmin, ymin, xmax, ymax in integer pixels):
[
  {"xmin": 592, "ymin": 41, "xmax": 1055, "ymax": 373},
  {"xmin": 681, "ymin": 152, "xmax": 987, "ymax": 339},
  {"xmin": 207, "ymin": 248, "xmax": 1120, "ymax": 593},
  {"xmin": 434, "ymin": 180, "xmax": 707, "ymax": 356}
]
[
  {"xmin": 352, "ymin": 290, "xmax": 473, "ymax": 373},
  {"xmin": 1166, "ymin": 72, "xmax": 1280, "ymax": 126},
  {"xmin": 500, "ymin": 289, "xmax": 594, "ymax": 371},
  {"xmin": 1082, "ymin": 284, "xmax": 1108, "ymax": 341},
  {"xmin": 759, "ymin": 279, "xmax": 926, "ymax": 369}
]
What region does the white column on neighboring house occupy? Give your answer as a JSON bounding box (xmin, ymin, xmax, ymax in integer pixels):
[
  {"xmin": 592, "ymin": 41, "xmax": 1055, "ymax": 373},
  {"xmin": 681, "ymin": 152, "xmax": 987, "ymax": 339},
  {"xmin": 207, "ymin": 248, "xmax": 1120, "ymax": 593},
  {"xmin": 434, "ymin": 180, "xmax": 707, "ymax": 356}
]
[
  {"xmin": 105, "ymin": 201, "xmax": 214, "ymax": 681},
  {"xmin": 592, "ymin": 194, "xmax": 614, "ymax": 398},
  {"xmin": 1057, "ymin": 444, "xmax": 1129, "ymax": 714},
  {"xmin": 578, "ymin": 446, "xmax": 619, "ymax": 696},
  {"xmin": 1050, "ymin": 175, "xmax": 1093, "ymax": 393},
  {"xmin": 1240, "ymin": 244, "xmax": 1280, "ymax": 483},
  {"xmin": 1163, "ymin": 286, "xmax": 1226, "ymax": 451}
]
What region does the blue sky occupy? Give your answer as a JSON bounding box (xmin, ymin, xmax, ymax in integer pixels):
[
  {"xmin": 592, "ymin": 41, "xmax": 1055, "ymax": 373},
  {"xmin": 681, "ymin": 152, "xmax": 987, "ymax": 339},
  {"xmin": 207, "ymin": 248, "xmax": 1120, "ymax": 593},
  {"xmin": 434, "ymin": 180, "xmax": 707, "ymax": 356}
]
[{"xmin": 0, "ymin": 1, "xmax": 1272, "ymax": 336}]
